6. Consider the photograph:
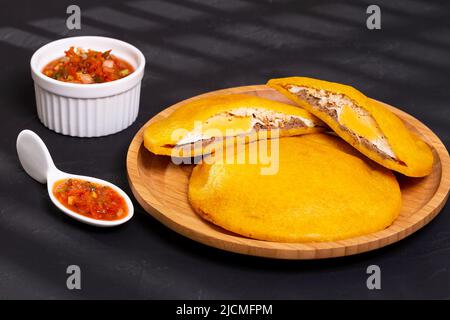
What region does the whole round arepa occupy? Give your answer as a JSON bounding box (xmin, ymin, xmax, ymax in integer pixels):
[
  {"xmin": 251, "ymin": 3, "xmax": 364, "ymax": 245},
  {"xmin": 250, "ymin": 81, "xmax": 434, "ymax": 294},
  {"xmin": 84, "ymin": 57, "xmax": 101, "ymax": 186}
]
[{"xmin": 188, "ymin": 133, "xmax": 402, "ymax": 242}]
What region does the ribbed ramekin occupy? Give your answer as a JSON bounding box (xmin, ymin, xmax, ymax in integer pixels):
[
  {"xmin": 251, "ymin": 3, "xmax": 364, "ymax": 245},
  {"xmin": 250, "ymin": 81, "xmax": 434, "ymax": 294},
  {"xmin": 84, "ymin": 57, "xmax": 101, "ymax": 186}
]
[{"xmin": 30, "ymin": 36, "xmax": 145, "ymax": 137}]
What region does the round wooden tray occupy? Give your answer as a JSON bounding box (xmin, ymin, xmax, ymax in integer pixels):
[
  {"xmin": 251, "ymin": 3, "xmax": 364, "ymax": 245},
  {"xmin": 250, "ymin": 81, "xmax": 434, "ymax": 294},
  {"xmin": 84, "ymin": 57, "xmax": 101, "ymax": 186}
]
[{"xmin": 127, "ymin": 85, "xmax": 450, "ymax": 259}]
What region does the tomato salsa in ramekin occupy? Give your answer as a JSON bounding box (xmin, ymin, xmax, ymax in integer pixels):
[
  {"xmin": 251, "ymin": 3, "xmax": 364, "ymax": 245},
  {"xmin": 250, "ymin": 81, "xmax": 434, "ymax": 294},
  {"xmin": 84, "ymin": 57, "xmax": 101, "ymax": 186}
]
[
  {"xmin": 30, "ymin": 36, "xmax": 146, "ymax": 137},
  {"xmin": 42, "ymin": 47, "xmax": 134, "ymax": 84}
]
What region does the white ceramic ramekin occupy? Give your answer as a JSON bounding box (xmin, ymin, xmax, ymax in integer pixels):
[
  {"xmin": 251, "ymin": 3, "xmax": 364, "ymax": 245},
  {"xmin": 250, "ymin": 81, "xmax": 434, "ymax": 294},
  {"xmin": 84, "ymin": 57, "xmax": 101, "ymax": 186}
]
[{"xmin": 30, "ymin": 36, "xmax": 145, "ymax": 137}]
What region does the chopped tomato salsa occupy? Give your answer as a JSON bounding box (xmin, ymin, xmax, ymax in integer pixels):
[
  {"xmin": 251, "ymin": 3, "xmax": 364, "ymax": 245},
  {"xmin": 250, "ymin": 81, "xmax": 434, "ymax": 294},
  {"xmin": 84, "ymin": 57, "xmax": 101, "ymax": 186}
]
[
  {"xmin": 52, "ymin": 179, "xmax": 128, "ymax": 221},
  {"xmin": 42, "ymin": 47, "xmax": 134, "ymax": 83}
]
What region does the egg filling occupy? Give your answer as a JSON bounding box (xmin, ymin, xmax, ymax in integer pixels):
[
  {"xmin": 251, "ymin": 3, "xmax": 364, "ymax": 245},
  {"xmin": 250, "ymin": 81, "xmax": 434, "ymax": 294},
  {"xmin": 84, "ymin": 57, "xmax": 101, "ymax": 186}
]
[{"xmin": 286, "ymin": 85, "xmax": 402, "ymax": 163}]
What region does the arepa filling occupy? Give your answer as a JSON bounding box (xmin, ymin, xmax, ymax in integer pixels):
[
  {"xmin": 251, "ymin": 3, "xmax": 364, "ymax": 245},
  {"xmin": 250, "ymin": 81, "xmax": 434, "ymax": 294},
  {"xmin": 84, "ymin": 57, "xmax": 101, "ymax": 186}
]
[
  {"xmin": 171, "ymin": 108, "xmax": 320, "ymax": 149},
  {"xmin": 286, "ymin": 85, "xmax": 404, "ymax": 165}
]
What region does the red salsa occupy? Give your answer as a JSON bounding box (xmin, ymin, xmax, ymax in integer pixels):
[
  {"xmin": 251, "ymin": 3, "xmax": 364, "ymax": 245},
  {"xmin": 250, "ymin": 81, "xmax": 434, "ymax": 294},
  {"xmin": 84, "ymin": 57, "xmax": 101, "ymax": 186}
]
[
  {"xmin": 42, "ymin": 47, "xmax": 134, "ymax": 83},
  {"xmin": 53, "ymin": 178, "xmax": 128, "ymax": 221}
]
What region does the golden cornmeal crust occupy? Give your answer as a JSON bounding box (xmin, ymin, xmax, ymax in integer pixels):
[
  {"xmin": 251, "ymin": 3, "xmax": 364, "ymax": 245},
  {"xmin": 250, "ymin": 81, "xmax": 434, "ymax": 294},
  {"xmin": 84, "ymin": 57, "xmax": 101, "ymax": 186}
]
[
  {"xmin": 143, "ymin": 93, "xmax": 324, "ymax": 157},
  {"xmin": 268, "ymin": 77, "xmax": 434, "ymax": 177},
  {"xmin": 189, "ymin": 134, "xmax": 402, "ymax": 243}
]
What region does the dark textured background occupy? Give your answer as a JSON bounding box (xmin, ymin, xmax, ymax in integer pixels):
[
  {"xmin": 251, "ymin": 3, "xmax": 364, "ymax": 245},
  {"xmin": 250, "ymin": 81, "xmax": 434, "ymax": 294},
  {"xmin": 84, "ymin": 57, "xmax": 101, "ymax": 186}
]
[{"xmin": 0, "ymin": 0, "xmax": 449, "ymax": 299}]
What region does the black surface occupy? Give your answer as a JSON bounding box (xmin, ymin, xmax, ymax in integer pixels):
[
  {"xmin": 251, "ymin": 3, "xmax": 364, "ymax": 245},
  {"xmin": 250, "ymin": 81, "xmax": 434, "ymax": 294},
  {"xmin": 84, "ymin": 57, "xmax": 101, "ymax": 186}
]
[{"xmin": 0, "ymin": 0, "xmax": 449, "ymax": 299}]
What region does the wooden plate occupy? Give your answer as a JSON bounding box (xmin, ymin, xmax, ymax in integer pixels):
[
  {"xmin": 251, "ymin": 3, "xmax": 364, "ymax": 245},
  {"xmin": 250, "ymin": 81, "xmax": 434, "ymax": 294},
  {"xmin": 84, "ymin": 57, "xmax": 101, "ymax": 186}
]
[{"xmin": 127, "ymin": 85, "xmax": 450, "ymax": 259}]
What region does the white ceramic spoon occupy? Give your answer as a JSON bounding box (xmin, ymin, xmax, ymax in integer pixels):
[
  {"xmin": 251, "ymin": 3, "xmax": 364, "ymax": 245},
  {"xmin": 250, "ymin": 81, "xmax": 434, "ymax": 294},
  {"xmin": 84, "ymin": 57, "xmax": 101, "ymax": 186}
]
[{"xmin": 16, "ymin": 130, "xmax": 134, "ymax": 227}]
